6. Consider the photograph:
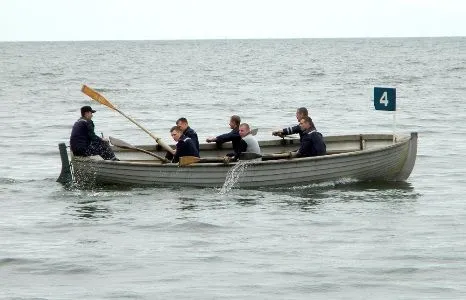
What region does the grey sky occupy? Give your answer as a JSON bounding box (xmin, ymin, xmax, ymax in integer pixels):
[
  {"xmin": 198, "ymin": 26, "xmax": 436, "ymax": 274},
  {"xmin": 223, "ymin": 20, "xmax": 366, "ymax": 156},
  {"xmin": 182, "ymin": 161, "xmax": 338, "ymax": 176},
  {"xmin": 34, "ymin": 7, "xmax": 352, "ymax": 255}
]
[{"xmin": 1, "ymin": 0, "xmax": 465, "ymax": 41}]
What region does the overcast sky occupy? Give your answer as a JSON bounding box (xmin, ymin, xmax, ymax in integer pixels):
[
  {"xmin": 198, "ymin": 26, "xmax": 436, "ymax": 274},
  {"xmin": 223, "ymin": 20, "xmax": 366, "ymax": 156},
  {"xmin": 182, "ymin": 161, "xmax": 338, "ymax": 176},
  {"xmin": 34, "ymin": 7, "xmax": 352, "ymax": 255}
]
[{"xmin": 1, "ymin": 0, "xmax": 465, "ymax": 41}]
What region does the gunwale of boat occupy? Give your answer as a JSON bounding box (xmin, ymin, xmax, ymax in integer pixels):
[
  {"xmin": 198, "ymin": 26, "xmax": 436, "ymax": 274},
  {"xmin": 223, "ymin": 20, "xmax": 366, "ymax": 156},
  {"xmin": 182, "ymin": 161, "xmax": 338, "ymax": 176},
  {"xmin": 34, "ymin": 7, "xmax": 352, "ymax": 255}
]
[{"xmin": 73, "ymin": 133, "xmax": 411, "ymax": 167}]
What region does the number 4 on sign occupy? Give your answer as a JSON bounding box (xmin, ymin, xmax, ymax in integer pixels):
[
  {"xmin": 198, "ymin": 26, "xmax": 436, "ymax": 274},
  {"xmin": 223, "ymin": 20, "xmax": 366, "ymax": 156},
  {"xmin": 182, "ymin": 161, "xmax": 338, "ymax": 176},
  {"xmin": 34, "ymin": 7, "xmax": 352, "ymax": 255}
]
[
  {"xmin": 374, "ymin": 87, "xmax": 396, "ymax": 111},
  {"xmin": 379, "ymin": 91, "xmax": 389, "ymax": 107}
]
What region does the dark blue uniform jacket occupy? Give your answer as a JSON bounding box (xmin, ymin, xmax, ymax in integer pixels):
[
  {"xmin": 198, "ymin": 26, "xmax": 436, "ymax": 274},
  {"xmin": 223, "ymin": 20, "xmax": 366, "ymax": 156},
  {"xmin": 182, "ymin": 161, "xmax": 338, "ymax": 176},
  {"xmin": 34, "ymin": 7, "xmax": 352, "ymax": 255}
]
[
  {"xmin": 184, "ymin": 126, "xmax": 199, "ymax": 152},
  {"xmin": 215, "ymin": 129, "xmax": 241, "ymax": 155},
  {"xmin": 283, "ymin": 124, "xmax": 305, "ymax": 141},
  {"xmin": 173, "ymin": 136, "xmax": 200, "ymax": 163},
  {"xmin": 296, "ymin": 130, "xmax": 326, "ymax": 157},
  {"xmin": 70, "ymin": 118, "xmax": 100, "ymax": 155}
]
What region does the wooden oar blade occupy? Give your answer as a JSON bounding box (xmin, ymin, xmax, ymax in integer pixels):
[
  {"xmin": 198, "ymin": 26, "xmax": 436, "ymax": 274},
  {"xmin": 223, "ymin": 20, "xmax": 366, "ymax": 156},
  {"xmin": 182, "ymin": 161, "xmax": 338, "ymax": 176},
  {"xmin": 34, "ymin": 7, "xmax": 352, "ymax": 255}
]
[
  {"xmin": 109, "ymin": 136, "xmax": 134, "ymax": 149},
  {"xmin": 81, "ymin": 85, "xmax": 116, "ymax": 110},
  {"xmin": 81, "ymin": 85, "xmax": 174, "ymax": 155},
  {"xmin": 179, "ymin": 156, "xmax": 201, "ymax": 166}
]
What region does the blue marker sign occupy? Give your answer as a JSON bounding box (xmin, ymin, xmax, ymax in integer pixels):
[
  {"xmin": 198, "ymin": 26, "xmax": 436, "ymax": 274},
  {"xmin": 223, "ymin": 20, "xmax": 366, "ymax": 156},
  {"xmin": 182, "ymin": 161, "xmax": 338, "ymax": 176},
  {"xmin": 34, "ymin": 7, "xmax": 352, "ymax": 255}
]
[{"xmin": 374, "ymin": 87, "xmax": 396, "ymax": 111}]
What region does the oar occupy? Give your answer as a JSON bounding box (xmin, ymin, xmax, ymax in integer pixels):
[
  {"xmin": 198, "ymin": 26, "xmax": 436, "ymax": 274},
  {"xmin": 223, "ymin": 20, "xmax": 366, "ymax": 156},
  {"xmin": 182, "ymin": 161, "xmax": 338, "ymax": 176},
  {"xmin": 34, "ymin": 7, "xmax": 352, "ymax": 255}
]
[
  {"xmin": 179, "ymin": 151, "xmax": 293, "ymax": 166},
  {"xmin": 179, "ymin": 156, "xmax": 201, "ymax": 166},
  {"xmin": 239, "ymin": 152, "xmax": 262, "ymax": 160},
  {"xmin": 81, "ymin": 85, "xmax": 174, "ymax": 154},
  {"xmin": 109, "ymin": 136, "xmax": 170, "ymax": 163},
  {"xmin": 239, "ymin": 152, "xmax": 294, "ymax": 160},
  {"xmin": 262, "ymin": 152, "xmax": 295, "ymax": 160},
  {"xmin": 179, "ymin": 156, "xmax": 231, "ymax": 166}
]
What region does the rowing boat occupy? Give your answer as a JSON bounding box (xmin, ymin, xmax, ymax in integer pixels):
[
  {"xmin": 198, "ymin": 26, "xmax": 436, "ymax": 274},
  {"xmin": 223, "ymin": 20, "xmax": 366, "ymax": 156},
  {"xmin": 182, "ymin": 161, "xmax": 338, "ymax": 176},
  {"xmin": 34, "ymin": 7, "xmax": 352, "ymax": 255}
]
[{"xmin": 58, "ymin": 132, "xmax": 418, "ymax": 188}]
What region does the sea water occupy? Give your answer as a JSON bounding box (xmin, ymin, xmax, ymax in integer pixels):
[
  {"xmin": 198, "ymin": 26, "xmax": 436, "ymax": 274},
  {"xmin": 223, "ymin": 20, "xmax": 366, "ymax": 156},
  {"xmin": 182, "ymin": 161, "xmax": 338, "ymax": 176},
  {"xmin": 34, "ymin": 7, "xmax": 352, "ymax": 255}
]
[{"xmin": 1, "ymin": 37, "xmax": 466, "ymax": 299}]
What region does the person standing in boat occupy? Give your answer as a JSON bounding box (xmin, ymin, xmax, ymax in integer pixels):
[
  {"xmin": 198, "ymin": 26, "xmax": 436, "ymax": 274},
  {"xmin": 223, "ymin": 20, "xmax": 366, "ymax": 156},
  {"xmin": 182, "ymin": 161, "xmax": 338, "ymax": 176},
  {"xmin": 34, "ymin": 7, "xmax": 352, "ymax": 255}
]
[
  {"xmin": 170, "ymin": 126, "xmax": 199, "ymax": 163},
  {"xmin": 206, "ymin": 115, "xmax": 242, "ymax": 158},
  {"xmin": 69, "ymin": 106, "xmax": 119, "ymax": 161},
  {"xmin": 237, "ymin": 123, "xmax": 261, "ymax": 159},
  {"xmin": 272, "ymin": 107, "xmax": 309, "ymax": 141},
  {"xmin": 295, "ymin": 117, "xmax": 326, "ymax": 157},
  {"xmin": 176, "ymin": 117, "xmax": 199, "ymax": 152}
]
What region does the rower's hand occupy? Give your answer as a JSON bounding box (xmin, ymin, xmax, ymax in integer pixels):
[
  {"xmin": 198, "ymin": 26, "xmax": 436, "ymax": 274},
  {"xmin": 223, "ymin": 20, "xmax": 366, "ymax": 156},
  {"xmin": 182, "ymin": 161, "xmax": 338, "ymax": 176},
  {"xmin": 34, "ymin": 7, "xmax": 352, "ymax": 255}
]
[
  {"xmin": 206, "ymin": 137, "xmax": 215, "ymax": 143},
  {"xmin": 272, "ymin": 131, "xmax": 284, "ymax": 138}
]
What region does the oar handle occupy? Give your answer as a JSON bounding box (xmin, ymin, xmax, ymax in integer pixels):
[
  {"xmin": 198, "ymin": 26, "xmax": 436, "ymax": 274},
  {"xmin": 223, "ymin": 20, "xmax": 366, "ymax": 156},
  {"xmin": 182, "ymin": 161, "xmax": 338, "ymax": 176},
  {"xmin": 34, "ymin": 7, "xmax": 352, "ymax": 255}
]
[
  {"xmin": 134, "ymin": 147, "xmax": 170, "ymax": 163},
  {"xmin": 114, "ymin": 108, "xmax": 174, "ymax": 154},
  {"xmin": 109, "ymin": 136, "xmax": 170, "ymax": 163}
]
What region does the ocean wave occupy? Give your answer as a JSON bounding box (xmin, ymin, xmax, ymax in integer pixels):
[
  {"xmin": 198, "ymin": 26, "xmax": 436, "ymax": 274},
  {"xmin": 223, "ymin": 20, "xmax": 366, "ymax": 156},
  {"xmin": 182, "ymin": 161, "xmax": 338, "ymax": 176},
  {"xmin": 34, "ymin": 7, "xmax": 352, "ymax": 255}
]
[
  {"xmin": 28, "ymin": 262, "xmax": 96, "ymax": 275},
  {"xmin": 447, "ymin": 66, "xmax": 466, "ymax": 72},
  {"xmin": 0, "ymin": 257, "xmax": 43, "ymax": 266},
  {"xmin": 0, "ymin": 177, "xmax": 19, "ymax": 184},
  {"xmin": 169, "ymin": 221, "xmax": 223, "ymax": 231},
  {"xmin": 15, "ymin": 177, "xmax": 60, "ymax": 184},
  {"xmin": 17, "ymin": 149, "xmax": 62, "ymax": 156},
  {"xmin": 94, "ymin": 87, "xmax": 133, "ymax": 93},
  {"xmin": 39, "ymin": 72, "xmax": 58, "ymax": 77}
]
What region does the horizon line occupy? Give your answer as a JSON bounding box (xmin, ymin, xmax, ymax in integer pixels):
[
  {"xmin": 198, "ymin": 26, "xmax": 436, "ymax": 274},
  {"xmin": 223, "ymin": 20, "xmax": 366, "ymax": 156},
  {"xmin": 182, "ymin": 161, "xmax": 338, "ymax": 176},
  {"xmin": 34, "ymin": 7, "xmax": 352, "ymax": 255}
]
[{"xmin": 1, "ymin": 35, "xmax": 465, "ymax": 43}]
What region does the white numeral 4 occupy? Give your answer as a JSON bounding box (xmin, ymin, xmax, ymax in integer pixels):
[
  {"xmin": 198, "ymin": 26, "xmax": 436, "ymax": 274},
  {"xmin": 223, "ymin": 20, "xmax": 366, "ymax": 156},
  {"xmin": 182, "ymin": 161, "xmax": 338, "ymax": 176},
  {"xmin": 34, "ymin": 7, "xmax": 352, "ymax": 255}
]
[{"xmin": 379, "ymin": 91, "xmax": 389, "ymax": 107}]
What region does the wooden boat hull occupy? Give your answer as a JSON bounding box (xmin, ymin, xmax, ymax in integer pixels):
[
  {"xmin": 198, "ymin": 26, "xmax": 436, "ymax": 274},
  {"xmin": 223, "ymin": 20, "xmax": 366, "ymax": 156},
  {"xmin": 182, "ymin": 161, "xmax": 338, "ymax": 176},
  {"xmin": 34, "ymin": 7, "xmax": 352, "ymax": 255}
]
[{"xmin": 69, "ymin": 133, "xmax": 418, "ymax": 188}]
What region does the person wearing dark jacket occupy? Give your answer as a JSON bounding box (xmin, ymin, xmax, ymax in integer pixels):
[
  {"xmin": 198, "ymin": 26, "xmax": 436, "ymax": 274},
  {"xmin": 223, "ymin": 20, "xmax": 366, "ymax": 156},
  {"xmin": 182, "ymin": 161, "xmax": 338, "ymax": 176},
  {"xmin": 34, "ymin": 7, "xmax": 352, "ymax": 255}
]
[
  {"xmin": 170, "ymin": 126, "xmax": 199, "ymax": 163},
  {"xmin": 70, "ymin": 106, "xmax": 118, "ymax": 161},
  {"xmin": 176, "ymin": 117, "xmax": 199, "ymax": 152},
  {"xmin": 295, "ymin": 117, "xmax": 326, "ymax": 158},
  {"xmin": 206, "ymin": 115, "xmax": 242, "ymax": 157},
  {"xmin": 272, "ymin": 107, "xmax": 309, "ymax": 141}
]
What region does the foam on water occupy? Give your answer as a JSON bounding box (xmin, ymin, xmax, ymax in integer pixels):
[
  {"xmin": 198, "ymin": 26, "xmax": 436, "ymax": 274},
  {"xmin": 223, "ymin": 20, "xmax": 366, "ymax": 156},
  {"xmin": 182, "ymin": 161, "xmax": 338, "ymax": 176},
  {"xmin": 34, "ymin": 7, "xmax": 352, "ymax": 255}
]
[{"xmin": 218, "ymin": 160, "xmax": 254, "ymax": 194}]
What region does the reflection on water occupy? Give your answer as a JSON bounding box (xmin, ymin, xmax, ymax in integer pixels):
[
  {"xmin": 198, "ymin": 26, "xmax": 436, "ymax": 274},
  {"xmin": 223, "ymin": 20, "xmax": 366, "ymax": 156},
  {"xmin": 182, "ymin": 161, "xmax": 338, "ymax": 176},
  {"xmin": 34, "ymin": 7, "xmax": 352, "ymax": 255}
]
[
  {"xmin": 177, "ymin": 196, "xmax": 200, "ymax": 211},
  {"xmin": 63, "ymin": 193, "xmax": 125, "ymax": 220},
  {"xmin": 59, "ymin": 176, "xmax": 420, "ymax": 216},
  {"xmin": 70, "ymin": 203, "xmax": 112, "ymax": 219},
  {"xmin": 328, "ymin": 180, "xmax": 419, "ymax": 202},
  {"xmin": 269, "ymin": 180, "xmax": 417, "ymax": 199},
  {"xmin": 63, "ymin": 181, "xmax": 136, "ymax": 192},
  {"xmin": 165, "ymin": 179, "xmax": 421, "ymax": 214},
  {"xmin": 261, "ymin": 180, "xmax": 420, "ymax": 211},
  {"xmin": 232, "ymin": 197, "xmax": 260, "ymax": 207}
]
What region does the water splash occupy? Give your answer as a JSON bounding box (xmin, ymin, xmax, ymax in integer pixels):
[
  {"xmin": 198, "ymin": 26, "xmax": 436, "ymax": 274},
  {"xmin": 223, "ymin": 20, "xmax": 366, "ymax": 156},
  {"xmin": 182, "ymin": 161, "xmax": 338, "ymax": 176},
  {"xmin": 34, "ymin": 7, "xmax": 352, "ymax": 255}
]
[{"xmin": 219, "ymin": 160, "xmax": 255, "ymax": 194}]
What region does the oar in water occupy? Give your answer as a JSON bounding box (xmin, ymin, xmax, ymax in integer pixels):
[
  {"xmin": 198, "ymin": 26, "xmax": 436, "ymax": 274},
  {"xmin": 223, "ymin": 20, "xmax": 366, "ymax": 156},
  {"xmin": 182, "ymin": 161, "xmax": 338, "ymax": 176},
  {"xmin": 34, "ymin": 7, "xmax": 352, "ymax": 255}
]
[
  {"xmin": 81, "ymin": 85, "xmax": 174, "ymax": 154},
  {"xmin": 109, "ymin": 136, "xmax": 170, "ymax": 163}
]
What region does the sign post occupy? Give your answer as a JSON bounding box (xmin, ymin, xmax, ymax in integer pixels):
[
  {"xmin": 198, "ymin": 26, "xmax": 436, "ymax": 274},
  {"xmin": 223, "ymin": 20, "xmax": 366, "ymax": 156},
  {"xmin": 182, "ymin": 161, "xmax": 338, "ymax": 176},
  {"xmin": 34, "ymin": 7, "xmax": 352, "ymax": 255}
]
[{"xmin": 374, "ymin": 87, "xmax": 397, "ymax": 143}]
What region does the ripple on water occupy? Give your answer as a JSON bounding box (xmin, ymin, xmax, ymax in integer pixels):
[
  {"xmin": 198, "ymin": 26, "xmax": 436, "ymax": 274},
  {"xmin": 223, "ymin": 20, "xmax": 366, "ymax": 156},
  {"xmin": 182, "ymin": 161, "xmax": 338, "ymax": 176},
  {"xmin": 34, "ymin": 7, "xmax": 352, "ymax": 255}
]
[
  {"xmin": 0, "ymin": 257, "xmax": 43, "ymax": 266},
  {"xmin": 0, "ymin": 177, "xmax": 19, "ymax": 184},
  {"xmin": 0, "ymin": 257, "xmax": 96, "ymax": 278},
  {"xmin": 168, "ymin": 221, "xmax": 224, "ymax": 231},
  {"xmin": 15, "ymin": 261, "xmax": 97, "ymax": 275}
]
